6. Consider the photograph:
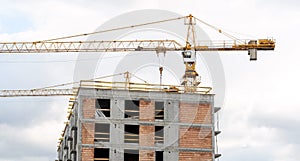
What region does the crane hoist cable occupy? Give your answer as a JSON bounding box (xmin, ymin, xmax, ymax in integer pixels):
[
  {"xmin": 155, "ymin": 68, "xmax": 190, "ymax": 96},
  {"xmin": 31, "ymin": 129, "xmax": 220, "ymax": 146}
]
[{"xmin": 157, "ymin": 52, "xmax": 166, "ymax": 86}]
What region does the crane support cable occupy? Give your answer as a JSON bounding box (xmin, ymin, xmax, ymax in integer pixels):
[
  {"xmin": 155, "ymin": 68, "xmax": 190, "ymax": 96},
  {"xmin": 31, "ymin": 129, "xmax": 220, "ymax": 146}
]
[
  {"xmin": 130, "ymin": 73, "xmax": 149, "ymax": 84},
  {"xmin": 41, "ymin": 16, "xmax": 186, "ymax": 42},
  {"xmin": 32, "ymin": 72, "xmax": 125, "ymax": 90},
  {"xmin": 31, "ymin": 71, "xmax": 148, "ymax": 90},
  {"xmin": 194, "ymin": 17, "xmax": 244, "ymax": 44}
]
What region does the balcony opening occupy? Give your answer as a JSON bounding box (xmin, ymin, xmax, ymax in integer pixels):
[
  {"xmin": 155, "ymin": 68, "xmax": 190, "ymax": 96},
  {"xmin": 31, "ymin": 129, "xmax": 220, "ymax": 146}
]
[
  {"xmin": 96, "ymin": 99, "xmax": 111, "ymax": 117},
  {"xmin": 155, "ymin": 102, "xmax": 164, "ymax": 120},
  {"xmin": 155, "ymin": 126, "xmax": 164, "ymax": 144},
  {"xmin": 125, "ymin": 100, "xmax": 139, "ymax": 119},
  {"xmin": 94, "ymin": 148, "xmax": 109, "ymax": 161},
  {"xmin": 124, "ymin": 149, "xmax": 139, "ymax": 161},
  {"xmin": 155, "ymin": 151, "xmax": 163, "ymax": 161},
  {"xmin": 125, "ymin": 125, "xmax": 139, "ymax": 143},
  {"xmin": 94, "ymin": 123, "xmax": 110, "ymax": 142}
]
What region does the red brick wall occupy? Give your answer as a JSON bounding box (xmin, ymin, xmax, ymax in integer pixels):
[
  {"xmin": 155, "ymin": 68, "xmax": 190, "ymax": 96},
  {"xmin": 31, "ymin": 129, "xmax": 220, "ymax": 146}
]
[
  {"xmin": 139, "ymin": 125, "xmax": 154, "ymax": 146},
  {"xmin": 82, "ymin": 98, "xmax": 95, "ymax": 119},
  {"xmin": 179, "ymin": 127, "xmax": 212, "ymax": 149},
  {"xmin": 81, "ymin": 147, "xmax": 94, "ymax": 161},
  {"xmin": 139, "ymin": 100, "xmax": 155, "ymax": 161},
  {"xmin": 139, "ymin": 125, "xmax": 154, "ymax": 161},
  {"xmin": 139, "ymin": 100, "xmax": 154, "ymax": 121},
  {"xmin": 179, "ymin": 152, "xmax": 212, "ymax": 161},
  {"xmin": 179, "ymin": 103, "xmax": 211, "ymax": 124},
  {"xmin": 139, "ymin": 150, "xmax": 155, "ymax": 161},
  {"xmin": 81, "ymin": 123, "xmax": 94, "ymax": 144}
]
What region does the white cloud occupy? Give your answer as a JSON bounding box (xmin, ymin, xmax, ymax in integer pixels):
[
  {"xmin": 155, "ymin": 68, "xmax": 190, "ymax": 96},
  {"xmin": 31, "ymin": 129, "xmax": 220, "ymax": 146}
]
[
  {"xmin": 274, "ymin": 144, "xmax": 298, "ymax": 161},
  {"xmin": 0, "ymin": 98, "xmax": 68, "ymax": 160}
]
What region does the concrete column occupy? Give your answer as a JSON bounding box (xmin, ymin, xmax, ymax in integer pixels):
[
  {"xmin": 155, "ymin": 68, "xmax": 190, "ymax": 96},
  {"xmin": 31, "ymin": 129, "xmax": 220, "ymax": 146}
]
[
  {"xmin": 164, "ymin": 100, "xmax": 179, "ymax": 160},
  {"xmin": 111, "ymin": 98, "xmax": 124, "ymax": 119},
  {"xmin": 110, "ymin": 99, "xmax": 124, "ymax": 161},
  {"xmin": 110, "ymin": 148, "xmax": 124, "ymax": 161}
]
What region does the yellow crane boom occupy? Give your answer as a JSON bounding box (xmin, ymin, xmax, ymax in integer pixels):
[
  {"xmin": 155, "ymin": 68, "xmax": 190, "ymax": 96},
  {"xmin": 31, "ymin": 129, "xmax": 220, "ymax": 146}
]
[
  {"xmin": 0, "ymin": 89, "xmax": 74, "ymax": 97},
  {"xmin": 0, "ymin": 14, "xmax": 275, "ymax": 94},
  {"xmin": 0, "ymin": 39, "xmax": 274, "ymax": 53}
]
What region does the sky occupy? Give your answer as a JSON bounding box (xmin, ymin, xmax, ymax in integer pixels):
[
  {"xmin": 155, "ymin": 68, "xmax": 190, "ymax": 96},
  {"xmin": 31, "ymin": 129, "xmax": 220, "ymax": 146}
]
[{"xmin": 0, "ymin": 0, "xmax": 300, "ymax": 161}]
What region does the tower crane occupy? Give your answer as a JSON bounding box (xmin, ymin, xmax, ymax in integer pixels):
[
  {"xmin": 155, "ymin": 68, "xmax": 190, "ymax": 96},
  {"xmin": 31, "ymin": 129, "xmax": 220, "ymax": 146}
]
[{"xmin": 0, "ymin": 14, "xmax": 275, "ymax": 96}]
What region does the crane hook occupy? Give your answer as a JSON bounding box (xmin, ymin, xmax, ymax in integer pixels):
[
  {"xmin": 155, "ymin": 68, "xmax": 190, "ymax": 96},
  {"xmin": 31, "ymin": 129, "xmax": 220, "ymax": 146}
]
[{"xmin": 159, "ymin": 67, "xmax": 163, "ymax": 86}]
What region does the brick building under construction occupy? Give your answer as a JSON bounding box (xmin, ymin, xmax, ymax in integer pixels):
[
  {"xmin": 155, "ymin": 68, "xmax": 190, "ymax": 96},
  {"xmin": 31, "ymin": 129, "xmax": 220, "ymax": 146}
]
[
  {"xmin": 57, "ymin": 81, "xmax": 221, "ymax": 161},
  {"xmin": 0, "ymin": 12, "xmax": 275, "ymax": 161}
]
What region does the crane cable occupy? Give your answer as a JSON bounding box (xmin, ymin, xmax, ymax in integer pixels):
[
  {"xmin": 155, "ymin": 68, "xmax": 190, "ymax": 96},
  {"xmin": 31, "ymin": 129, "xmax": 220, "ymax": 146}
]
[
  {"xmin": 40, "ymin": 16, "xmax": 186, "ymax": 42},
  {"xmin": 32, "ymin": 73, "xmax": 124, "ymax": 90},
  {"xmin": 40, "ymin": 15, "xmax": 246, "ymax": 46},
  {"xmin": 194, "ymin": 17, "xmax": 245, "ymax": 44},
  {"xmin": 31, "ymin": 72, "xmax": 149, "ymax": 90},
  {"xmin": 157, "ymin": 53, "xmax": 166, "ymax": 87}
]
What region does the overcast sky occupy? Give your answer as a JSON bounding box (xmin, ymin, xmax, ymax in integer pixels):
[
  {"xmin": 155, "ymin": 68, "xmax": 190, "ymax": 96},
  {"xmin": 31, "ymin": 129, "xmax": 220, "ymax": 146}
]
[{"xmin": 0, "ymin": 0, "xmax": 299, "ymax": 161}]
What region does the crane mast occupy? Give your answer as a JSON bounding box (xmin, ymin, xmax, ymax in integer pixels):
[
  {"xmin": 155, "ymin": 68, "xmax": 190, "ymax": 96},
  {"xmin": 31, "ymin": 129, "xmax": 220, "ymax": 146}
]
[
  {"xmin": 0, "ymin": 14, "xmax": 275, "ymax": 95},
  {"xmin": 181, "ymin": 14, "xmax": 200, "ymax": 92}
]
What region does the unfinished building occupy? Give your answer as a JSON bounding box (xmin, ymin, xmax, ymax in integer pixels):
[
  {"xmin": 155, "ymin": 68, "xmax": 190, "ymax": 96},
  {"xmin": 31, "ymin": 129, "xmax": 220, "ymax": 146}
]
[{"xmin": 57, "ymin": 81, "xmax": 221, "ymax": 161}]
